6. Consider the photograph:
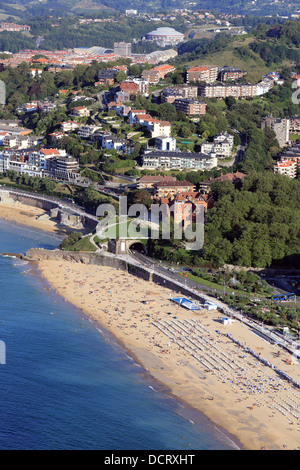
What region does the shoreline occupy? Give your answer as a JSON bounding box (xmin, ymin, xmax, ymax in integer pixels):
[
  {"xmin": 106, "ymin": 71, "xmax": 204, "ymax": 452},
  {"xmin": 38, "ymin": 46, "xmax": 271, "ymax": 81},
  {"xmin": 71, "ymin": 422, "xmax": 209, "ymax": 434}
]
[
  {"xmin": 0, "ymin": 200, "xmax": 73, "ymax": 237},
  {"xmin": 35, "ymin": 259, "xmax": 300, "ymax": 451},
  {"xmin": 2, "ymin": 201, "xmax": 300, "ymax": 451},
  {"xmin": 27, "ymin": 260, "xmax": 243, "ymax": 450}
]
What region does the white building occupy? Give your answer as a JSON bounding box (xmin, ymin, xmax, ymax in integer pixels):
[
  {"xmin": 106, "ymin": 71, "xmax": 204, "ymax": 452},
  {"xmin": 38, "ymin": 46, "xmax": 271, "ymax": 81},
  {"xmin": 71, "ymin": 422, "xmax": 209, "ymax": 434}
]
[
  {"xmin": 142, "ymin": 150, "xmax": 217, "ymax": 170},
  {"xmin": 61, "ymin": 121, "xmax": 80, "ymax": 133},
  {"xmin": 145, "ymin": 119, "xmax": 171, "ymax": 138},
  {"xmin": 78, "ymin": 125, "xmax": 101, "ymax": 139},
  {"xmin": 101, "ymin": 134, "xmax": 126, "ymax": 151},
  {"xmin": 145, "ymin": 27, "xmax": 184, "ymax": 47},
  {"xmin": 201, "ymin": 132, "xmax": 234, "ymax": 159},
  {"xmin": 155, "ymin": 136, "xmax": 177, "ymax": 152},
  {"xmin": 273, "ymin": 160, "xmax": 297, "ymax": 179}
]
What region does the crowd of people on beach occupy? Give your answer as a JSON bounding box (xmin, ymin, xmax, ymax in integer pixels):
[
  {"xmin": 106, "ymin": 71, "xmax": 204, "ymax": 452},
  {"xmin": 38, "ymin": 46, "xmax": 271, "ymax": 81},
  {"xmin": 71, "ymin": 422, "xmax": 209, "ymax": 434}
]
[{"xmin": 49, "ymin": 261, "xmax": 300, "ymax": 449}]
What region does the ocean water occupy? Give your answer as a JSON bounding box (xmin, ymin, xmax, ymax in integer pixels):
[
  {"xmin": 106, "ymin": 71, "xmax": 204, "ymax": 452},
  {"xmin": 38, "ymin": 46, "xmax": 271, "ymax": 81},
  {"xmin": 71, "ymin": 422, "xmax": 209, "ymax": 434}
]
[{"xmin": 0, "ymin": 219, "xmax": 240, "ymax": 450}]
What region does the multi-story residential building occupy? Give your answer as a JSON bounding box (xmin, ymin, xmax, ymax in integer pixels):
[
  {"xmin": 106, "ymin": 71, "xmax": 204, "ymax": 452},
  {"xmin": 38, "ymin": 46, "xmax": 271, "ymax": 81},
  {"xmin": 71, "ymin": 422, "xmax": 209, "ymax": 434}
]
[
  {"xmin": 199, "ymin": 171, "xmax": 246, "ymax": 194},
  {"xmin": 101, "ymin": 134, "xmax": 126, "ymax": 151},
  {"xmin": 114, "ymin": 42, "xmax": 132, "ymax": 57},
  {"xmin": 142, "ymin": 64, "xmax": 176, "ymax": 84},
  {"xmin": 155, "ymin": 180, "xmax": 196, "ymax": 198},
  {"xmin": 153, "ymin": 64, "xmax": 176, "ymax": 79},
  {"xmin": 155, "ymin": 136, "xmax": 177, "ymax": 152},
  {"xmin": 261, "ymin": 117, "xmax": 290, "ymax": 148},
  {"xmin": 142, "ymin": 150, "xmax": 217, "ymax": 170},
  {"xmin": 201, "ymin": 132, "xmax": 234, "ymax": 159},
  {"xmin": 70, "ymin": 106, "xmax": 90, "ymax": 118},
  {"xmin": 50, "ymin": 156, "xmax": 80, "ymax": 182},
  {"xmin": 289, "ymin": 116, "xmax": 300, "ymax": 134},
  {"xmin": 145, "ymin": 120, "xmax": 171, "ymax": 138},
  {"xmin": 97, "ymin": 69, "xmax": 118, "ymax": 86},
  {"xmin": 141, "ymin": 69, "xmax": 160, "ymax": 84},
  {"xmin": 131, "ymin": 78, "xmax": 149, "ymax": 95},
  {"xmin": 186, "ymin": 66, "xmax": 218, "ymax": 84},
  {"xmin": 3, "ymin": 134, "xmax": 43, "ymax": 149},
  {"xmin": 160, "ymin": 85, "xmax": 198, "ymax": 104},
  {"xmin": 78, "ymin": 125, "xmax": 101, "ymax": 139},
  {"xmin": 173, "ymin": 98, "xmax": 206, "ymax": 116},
  {"xmin": 0, "ymin": 23, "xmax": 30, "ymax": 32},
  {"xmin": 119, "ymin": 81, "xmax": 140, "ymax": 97},
  {"xmin": 48, "ymin": 132, "xmax": 65, "ymax": 144},
  {"xmin": 218, "ymin": 67, "xmax": 247, "ymax": 82},
  {"xmin": 128, "ymin": 110, "xmax": 147, "ymax": 125},
  {"xmin": 278, "ymin": 142, "xmax": 300, "ymax": 168},
  {"xmin": 273, "ymin": 160, "xmax": 297, "ymax": 179},
  {"xmin": 137, "ymin": 174, "xmax": 177, "ymax": 191},
  {"xmin": 0, "ymin": 148, "xmax": 68, "ymax": 177},
  {"xmin": 198, "ymin": 82, "xmax": 258, "ymax": 99},
  {"xmin": 60, "ymin": 121, "xmax": 80, "ymax": 133}
]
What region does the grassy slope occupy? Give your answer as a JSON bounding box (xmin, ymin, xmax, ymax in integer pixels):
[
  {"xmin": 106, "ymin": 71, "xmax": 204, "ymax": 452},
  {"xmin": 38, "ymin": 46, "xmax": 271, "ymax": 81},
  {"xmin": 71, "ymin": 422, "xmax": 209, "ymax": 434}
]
[{"xmin": 183, "ymin": 36, "xmax": 272, "ymax": 84}]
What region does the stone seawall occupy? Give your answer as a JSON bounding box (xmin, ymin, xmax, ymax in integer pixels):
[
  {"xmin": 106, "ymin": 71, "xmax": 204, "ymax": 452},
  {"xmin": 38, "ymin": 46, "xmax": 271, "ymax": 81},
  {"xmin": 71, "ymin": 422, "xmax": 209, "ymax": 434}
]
[
  {"xmin": 8, "ymin": 193, "xmax": 57, "ymax": 212},
  {"xmin": 23, "ymin": 249, "xmax": 206, "ymax": 302},
  {"xmin": 24, "ymin": 248, "xmax": 127, "ymax": 271},
  {"xmin": 0, "ymin": 190, "xmax": 98, "ymax": 233}
]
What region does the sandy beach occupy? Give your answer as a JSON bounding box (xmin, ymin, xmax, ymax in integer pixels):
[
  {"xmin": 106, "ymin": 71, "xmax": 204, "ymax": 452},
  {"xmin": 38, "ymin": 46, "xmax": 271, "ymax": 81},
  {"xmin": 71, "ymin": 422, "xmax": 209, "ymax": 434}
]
[
  {"xmin": 0, "ymin": 201, "xmax": 71, "ymax": 236},
  {"xmin": 35, "ymin": 259, "xmax": 300, "ymax": 451},
  {"xmin": 2, "ymin": 200, "xmax": 300, "ymax": 450}
]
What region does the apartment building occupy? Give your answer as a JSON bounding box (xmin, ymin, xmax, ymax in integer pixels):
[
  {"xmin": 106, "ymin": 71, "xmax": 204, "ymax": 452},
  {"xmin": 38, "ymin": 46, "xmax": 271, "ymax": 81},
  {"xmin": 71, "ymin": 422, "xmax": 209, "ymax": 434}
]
[
  {"xmin": 70, "ymin": 106, "xmax": 90, "ymax": 118},
  {"xmin": 137, "ymin": 174, "xmax": 177, "ymax": 193},
  {"xmin": 141, "ymin": 69, "xmax": 160, "ymax": 84},
  {"xmin": 273, "ymin": 160, "xmax": 297, "ymax": 179},
  {"xmin": 289, "ymin": 116, "xmax": 300, "ymax": 134},
  {"xmin": 78, "ymin": 125, "xmax": 101, "ymax": 139},
  {"xmin": 278, "ymin": 142, "xmax": 300, "ymax": 168},
  {"xmin": 128, "ymin": 110, "xmax": 147, "ymax": 125},
  {"xmin": 218, "ymin": 67, "xmax": 247, "ymax": 82},
  {"xmin": 49, "ymin": 156, "xmax": 80, "ymax": 182},
  {"xmin": 114, "ymin": 42, "xmax": 132, "ymax": 57},
  {"xmin": 199, "ymin": 171, "xmax": 246, "ymax": 194},
  {"xmin": 160, "ymin": 85, "xmax": 198, "ymax": 104},
  {"xmin": 261, "ymin": 117, "xmax": 290, "ymax": 148},
  {"xmin": 142, "ymin": 150, "xmax": 217, "ymax": 170},
  {"xmin": 155, "ymin": 180, "xmax": 196, "ymax": 198},
  {"xmin": 0, "ymin": 148, "xmax": 68, "ymax": 177},
  {"xmin": 145, "ymin": 120, "xmax": 171, "ymax": 138},
  {"xmin": 141, "ymin": 64, "xmax": 175, "ymax": 84},
  {"xmin": 101, "ymin": 134, "xmax": 126, "ymax": 151},
  {"xmin": 155, "ymin": 136, "xmax": 177, "ymax": 152},
  {"xmin": 173, "ymin": 98, "xmax": 206, "ymax": 116},
  {"xmin": 186, "ymin": 66, "xmax": 218, "ymax": 84},
  {"xmin": 97, "ymin": 69, "xmax": 118, "ymax": 86},
  {"xmin": 60, "ymin": 121, "xmax": 80, "ymax": 133},
  {"xmin": 198, "ymin": 83, "xmax": 258, "ymax": 99},
  {"xmin": 3, "ymin": 134, "xmax": 43, "ymax": 149},
  {"xmin": 0, "ymin": 23, "xmax": 30, "ymax": 32}
]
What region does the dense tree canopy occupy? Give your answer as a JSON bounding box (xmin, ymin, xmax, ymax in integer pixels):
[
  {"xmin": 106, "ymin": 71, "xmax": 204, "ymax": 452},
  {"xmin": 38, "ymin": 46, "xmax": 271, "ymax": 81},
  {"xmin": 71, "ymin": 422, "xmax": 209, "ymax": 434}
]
[{"xmin": 202, "ymin": 173, "xmax": 300, "ymax": 268}]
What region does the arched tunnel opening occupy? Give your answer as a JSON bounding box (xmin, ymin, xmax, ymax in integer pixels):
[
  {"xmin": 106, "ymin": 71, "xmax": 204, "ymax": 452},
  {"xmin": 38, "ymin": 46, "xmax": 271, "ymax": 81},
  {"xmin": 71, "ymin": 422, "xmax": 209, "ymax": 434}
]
[{"xmin": 128, "ymin": 242, "xmax": 148, "ymax": 255}]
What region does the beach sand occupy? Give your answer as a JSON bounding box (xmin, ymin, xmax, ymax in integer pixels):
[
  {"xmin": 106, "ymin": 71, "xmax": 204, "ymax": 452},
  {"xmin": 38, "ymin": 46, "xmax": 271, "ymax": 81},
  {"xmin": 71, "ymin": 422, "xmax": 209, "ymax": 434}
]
[
  {"xmin": 0, "ymin": 201, "xmax": 71, "ymax": 236},
  {"xmin": 36, "ymin": 259, "xmax": 300, "ymax": 451}
]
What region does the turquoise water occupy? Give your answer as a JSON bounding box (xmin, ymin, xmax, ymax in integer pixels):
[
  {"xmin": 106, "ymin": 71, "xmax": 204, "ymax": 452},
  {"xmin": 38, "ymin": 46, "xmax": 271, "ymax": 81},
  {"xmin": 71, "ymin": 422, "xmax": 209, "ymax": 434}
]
[{"xmin": 0, "ymin": 219, "xmax": 239, "ymax": 450}]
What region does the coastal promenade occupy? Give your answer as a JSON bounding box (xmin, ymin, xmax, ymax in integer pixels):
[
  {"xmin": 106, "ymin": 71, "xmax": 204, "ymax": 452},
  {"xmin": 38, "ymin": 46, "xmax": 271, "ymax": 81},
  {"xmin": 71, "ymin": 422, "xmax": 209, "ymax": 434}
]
[
  {"xmin": 105, "ymin": 250, "xmax": 300, "ymax": 360},
  {"xmin": 0, "ymin": 187, "xmax": 99, "ymax": 232}
]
